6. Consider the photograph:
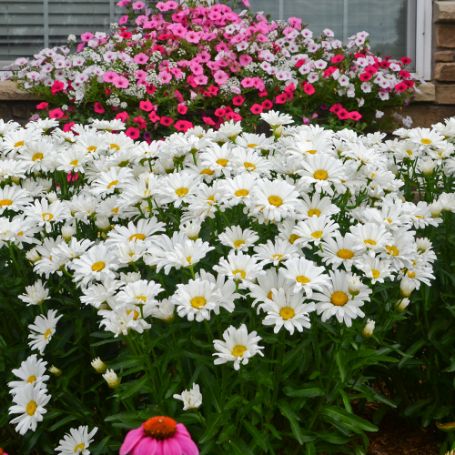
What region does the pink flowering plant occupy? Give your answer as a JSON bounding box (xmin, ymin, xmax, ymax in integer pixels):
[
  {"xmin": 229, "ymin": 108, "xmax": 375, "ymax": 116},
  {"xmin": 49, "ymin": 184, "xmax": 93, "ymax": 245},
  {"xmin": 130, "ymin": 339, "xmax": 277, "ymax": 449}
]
[{"xmin": 8, "ymin": 0, "xmax": 416, "ymax": 138}]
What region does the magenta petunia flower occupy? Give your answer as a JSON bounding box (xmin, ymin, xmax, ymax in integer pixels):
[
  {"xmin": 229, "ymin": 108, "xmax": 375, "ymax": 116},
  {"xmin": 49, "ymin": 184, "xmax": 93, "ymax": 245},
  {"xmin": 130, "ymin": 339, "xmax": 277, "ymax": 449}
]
[{"xmin": 120, "ymin": 416, "xmax": 199, "ymax": 455}]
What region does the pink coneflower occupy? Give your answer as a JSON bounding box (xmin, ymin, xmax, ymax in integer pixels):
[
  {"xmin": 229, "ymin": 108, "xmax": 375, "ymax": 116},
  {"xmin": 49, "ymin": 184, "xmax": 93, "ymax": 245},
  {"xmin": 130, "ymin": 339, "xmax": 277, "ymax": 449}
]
[{"xmin": 120, "ymin": 416, "xmax": 199, "ymax": 455}]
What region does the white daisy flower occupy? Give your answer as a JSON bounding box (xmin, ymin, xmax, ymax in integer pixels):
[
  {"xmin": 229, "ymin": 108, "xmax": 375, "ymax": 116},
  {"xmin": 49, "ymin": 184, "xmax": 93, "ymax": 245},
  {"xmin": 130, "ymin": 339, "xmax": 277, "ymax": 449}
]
[
  {"xmin": 173, "ymin": 383, "xmax": 203, "ymax": 411},
  {"xmin": 28, "ymin": 309, "xmax": 62, "ymax": 354},
  {"xmin": 9, "ymin": 383, "xmax": 50, "ymax": 435},
  {"xmin": 55, "ymin": 425, "xmax": 98, "ymax": 455},
  {"xmin": 213, "ymin": 324, "xmax": 264, "ymax": 370},
  {"xmin": 8, "ymin": 354, "xmax": 49, "ymax": 392},
  {"xmin": 219, "ymin": 225, "xmax": 259, "ymax": 251},
  {"xmin": 19, "ymin": 280, "xmax": 50, "ymax": 306}
]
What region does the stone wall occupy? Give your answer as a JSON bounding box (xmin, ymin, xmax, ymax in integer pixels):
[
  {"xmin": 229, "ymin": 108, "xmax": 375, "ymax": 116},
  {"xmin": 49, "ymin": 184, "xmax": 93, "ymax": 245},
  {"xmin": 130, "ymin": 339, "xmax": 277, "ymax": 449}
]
[{"xmin": 0, "ymin": 81, "xmax": 39, "ymax": 124}]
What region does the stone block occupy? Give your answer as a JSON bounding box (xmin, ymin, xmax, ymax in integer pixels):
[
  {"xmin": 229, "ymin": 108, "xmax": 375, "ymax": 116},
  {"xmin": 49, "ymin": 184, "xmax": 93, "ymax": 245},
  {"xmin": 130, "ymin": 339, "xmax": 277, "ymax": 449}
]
[
  {"xmin": 436, "ymin": 84, "xmax": 455, "ymax": 104},
  {"xmin": 435, "ymin": 50, "xmax": 455, "ymax": 62},
  {"xmin": 436, "ymin": 24, "xmax": 455, "ymax": 48},
  {"xmin": 414, "ymin": 82, "xmax": 436, "ymax": 102},
  {"xmin": 0, "ymin": 81, "xmax": 39, "ymax": 101},
  {"xmin": 435, "ymin": 1, "xmax": 455, "ymax": 22},
  {"xmin": 435, "ymin": 63, "xmax": 455, "ymax": 81}
]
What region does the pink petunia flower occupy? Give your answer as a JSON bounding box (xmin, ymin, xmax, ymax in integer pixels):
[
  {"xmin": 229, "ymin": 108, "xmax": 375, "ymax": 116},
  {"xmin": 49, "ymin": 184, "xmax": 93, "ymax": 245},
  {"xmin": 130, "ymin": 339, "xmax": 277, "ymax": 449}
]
[
  {"xmin": 120, "ymin": 416, "xmax": 199, "ymax": 455},
  {"xmin": 134, "ymin": 53, "xmax": 149, "ymax": 65}
]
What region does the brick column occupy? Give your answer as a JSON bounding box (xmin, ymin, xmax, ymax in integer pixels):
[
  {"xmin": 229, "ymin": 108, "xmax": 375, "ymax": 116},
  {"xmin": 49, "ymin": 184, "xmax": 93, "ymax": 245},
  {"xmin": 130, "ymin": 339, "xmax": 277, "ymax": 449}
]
[{"xmin": 434, "ymin": 0, "xmax": 455, "ymax": 104}]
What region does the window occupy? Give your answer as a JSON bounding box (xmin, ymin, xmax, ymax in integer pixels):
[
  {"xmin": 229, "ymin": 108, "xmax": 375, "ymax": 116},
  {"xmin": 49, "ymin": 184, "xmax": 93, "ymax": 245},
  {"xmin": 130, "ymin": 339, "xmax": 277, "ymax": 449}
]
[
  {"xmin": 0, "ymin": 0, "xmax": 432, "ymax": 79},
  {"xmin": 0, "ymin": 0, "xmax": 118, "ymax": 67}
]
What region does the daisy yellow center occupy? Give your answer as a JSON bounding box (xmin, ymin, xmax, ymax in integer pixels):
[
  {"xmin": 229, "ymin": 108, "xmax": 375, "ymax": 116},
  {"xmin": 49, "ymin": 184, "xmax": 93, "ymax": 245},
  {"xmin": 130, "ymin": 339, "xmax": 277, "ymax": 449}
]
[
  {"xmin": 268, "ymin": 195, "xmax": 283, "ymax": 207},
  {"xmin": 232, "ymin": 268, "xmax": 246, "ymax": 280},
  {"xmin": 17, "ymin": 231, "xmax": 24, "ymax": 237},
  {"xmin": 190, "ymin": 296, "xmax": 207, "ymax": 309},
  {"xmin": 405, "ymin": 149, "xmax": 413, "ymax": 156},
  {"xmin": 112, "ymin": 207, "xmax": 119, "ymax": 214},
  {"xmin": 279, "ymin": 306, "xmax": 295, "ymax": 320},
  {"xmin": 311, "ymin": 230, "xmax": 323, "ymax": 239},
  {"xmin": 0, "ymin": 199, "xmax": 13, "ymax": 207},
  {"xmin": 385, "ymin": 217, "xmax": 393, "ymax": 224},
  {"xmin": 136, "ymin": 295, "xmax": 147, "ymax": 303},
  {"xmin": 70, "ymin": 159, "xmax": 79, "ymax": 166},
  {"xmin": 313, "ymin": 169, "xmax": 328, "ymax": 180},
  {"xmin": 87, "ymin": 145, "xmax": 97, "ymax": 153},
  {"xmin": 107, "ymin": 179, "xmax": 119, "ymax": 189},
  {"xmin": 74, "ymin": 442, "xmax": 86, "ymax": 453},
  {"xmin": 308, "ymin": 208, "xmax": 321, "ymax": 217},
  {"xmin": 233, "ymin": 239, "xmax": 245, "ymax": 249},
  {"xmin": 216, "ymin": 158, "xmax": 229, "ymax": 167},
  {"xmin": 186, "ymin": 256, "xmax": 193, "ymax": 265},
  {"xmin": 110, "ymin": 143, "xmax": 120, "ymax": 151},
  {"xmin": 129, "ymin": 233, "xmax": 146, "ymax": 241},
  {"xmin": 143, "ymin": 416, "xmax": 177, "ymax": 440},
  {"xmin": 91, "ymin": 261, "xmax": 106, "ymax": 272},
  {"xmin": 272, "ymin": 253, "xmax": 284, "ymax": 261},
  {"xmin": 234, "ymin": 188, "xmax": 249, "ymax": 197},
  {"xmin": 231, "ymin": 344, "xmax": 247, "ymax": 357},
  {"xmin": 407, "ymin": 271, "xmax": 416, "ymax": 279},
  {"xmin": 41, "ymin": 212, "xmax": 54, "ymax": 222},
  {"xmin": 420, "ymin": 138, "xmax": 432, "ymax": 145},
  {"xmin": 371, "ymin": 269, "xmax": 381, "ymax": 279},
  {"xmin": 244, "ymin": 161, "xmax": 256, "ymax": 171},
  {"xmin": 267, "ymin": 290, "xmax": 273, "ymax": 300},
  {"xmin": 27, "ymin": 375, "xmax": 37, "ymax": 383},
  {"xmin": 288, "ymin": 234, "xmax": 300, "ymax": 244},
  {"xmin": 200, "ymin": 168, "xmax": 214, "ymax": 175},
  {"xmin": 364, "ymin": 239, "xmax": 377, "ymax": 246},
  {"xmin": 296, "ymin": 275, "xmax": 310, "ymax": 284},
  {"xmin": 32, "ymin": 152, "xmax": 44, "ymax": 161},
  {"xmin": 14, "ymin": 140, "xmax": 25, "ymax": 148},
  {"xmin": 26, "ymin": 400, "xmax": 37, "ymax": 416},
  {"xmin": 331, "ymin": 291, "xmax": 349, "ymax": 307},
  {"xmin": 207, "ymin": 195, "xmax": 216, "ymax": 203},
  {"xmin": 337, "ymin": 248, "xmax": 354, "ymax": 260},
  {"xmin": 247, "ymin": 143, "xmax": 257, "ymax": 149},
  {"xmin": 386, "ymin": 245, "xmax": 400, "ymax": 256},
  {"xmin": 175, "ymin": 187, "xmax": 189, "ymax": 197},
  {"xmin": 307, "ymin": 149, "xmax": 317, "ymax": 155},
  {"xmin": 43, "ymin": 328, "xmax": 53, "ymax": 339}
]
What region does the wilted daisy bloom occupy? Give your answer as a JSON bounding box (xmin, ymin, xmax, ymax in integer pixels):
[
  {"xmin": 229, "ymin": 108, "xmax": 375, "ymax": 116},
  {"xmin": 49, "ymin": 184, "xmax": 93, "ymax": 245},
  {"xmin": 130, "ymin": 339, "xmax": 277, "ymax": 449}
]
[
  {"xmin": 259, "ymin": 289, "xmax": 315, "ymax": 334},
  {"xmin": 173, "ymin": 383, "xmax": 203, "ymax": 411},
  {"xmin": 313, "ymin": 271, "xmax": 371, "ymax": 327},
  {"xmin": 120, "ymin": 416, "xmax": 199, "ymax": 455},
  {"xmin": 28, "ymin": 309, "xmax": 62, "ymax": 354},
  {"xmin": 9, "ymin": 383, "xmax": 50, "ymax": 435},
  {"xmin": 213, "ymin": 324, "xmax": 264, "ymax": 370},
  {"xmin": 18, "ymin": 280, "xmax": 50, "ymax": 306},
  {"xmin": 55, "ymin": 425, "xmax": 98, "ymax": 455},
  {"xmin": 8, "ymin": 354, "xmax": 49, "ymax": 391}
]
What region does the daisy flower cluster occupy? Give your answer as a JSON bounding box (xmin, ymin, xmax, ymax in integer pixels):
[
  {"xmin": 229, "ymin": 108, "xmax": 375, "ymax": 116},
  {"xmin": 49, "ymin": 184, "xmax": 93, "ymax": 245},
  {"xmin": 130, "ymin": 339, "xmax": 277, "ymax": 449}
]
[
  {"xmin": 6, "ymin": 0, "xmax": 415, "ymax": 137},
  {"xmin": 0, "ymin": 113, "xmax": 454, "ymax": 448}
]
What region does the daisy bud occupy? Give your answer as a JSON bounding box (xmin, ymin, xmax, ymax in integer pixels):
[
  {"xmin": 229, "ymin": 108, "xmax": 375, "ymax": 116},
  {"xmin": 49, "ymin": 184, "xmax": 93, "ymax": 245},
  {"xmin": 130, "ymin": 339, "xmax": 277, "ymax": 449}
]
[
  {"xmin": 429, "ymin": 201, "xmax": 443, "ymax": 218},
  {"xmin": 362, "ymin": 319, "xmax": 375, "ymax": 337},
  {"xmin": 49, "ymin": 365, "xmax": 62, "ymax": 376},
  {"xmin": 396, "ymin": 297, "xmax": 410, "ymax": 312},
  {"xmin": 47, "ymin": 191, "xmax": 58, "ymax": 203},
  {"xmin": 348, "ymin": 275, "xmax": 362, "ymax": 296},
  {"xmin": 419, "ymin": 159, "xmax": 435, "ymax": 176},
  {"xmin": 91, "ymin": 357, "xmax": 107, "ymax": 373},
  {"xmin": 102, "ymin": 369, "xmax": 120, "ymax": 388},
  {"xmin": 400, "ymin": 277, "xmax": 415, "ymax": 297},
  {"xmin": 61, "ymin": 223, "xmax": 76, "ymax": 241},
  {"xmin": 26, "ymin": 248, "xmax": 41, "ymax": 263},
  {"xmin": 95, "ymin": 216, "xmax": 110, "ymax": 230}
]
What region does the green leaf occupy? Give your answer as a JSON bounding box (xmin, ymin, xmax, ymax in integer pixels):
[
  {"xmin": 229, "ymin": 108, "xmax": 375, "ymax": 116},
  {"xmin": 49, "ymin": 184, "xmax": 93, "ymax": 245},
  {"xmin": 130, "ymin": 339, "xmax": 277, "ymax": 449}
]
[
  {"xmin": 279, "ymin": 402, "xmax": 308, "ymax": 445},
  {"xmin": 284, "ymin": 386, "xmax": 324, "ymax": 398},
  {"xmin": 322, "ymin": 406, "xmax": 378, "ymax": 434}
]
